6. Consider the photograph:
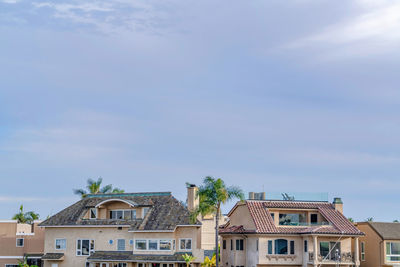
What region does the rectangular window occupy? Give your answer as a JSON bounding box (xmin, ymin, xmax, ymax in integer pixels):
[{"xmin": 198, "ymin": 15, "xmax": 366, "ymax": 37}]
[
  {"xmin": 290, "ymin": 240, "xmax": 295, "ymax": 255},
  {"xmin": 223, "ymin": 240, "xmax": 226, "ymax": 250},
  {"xmin": 5, "ymin": 265, "xmax": 19, "ymax": 267},
  {"xmin": 279, "ymin": 213, "xmax": 306, "ymax": 226},
  {"xmin": 123, "ymin": 210, "xmax": 132, "ymax": 220},
  {"xmin": 267, "ymin": 240, "xmax": 273, "ymax": 255},
  {"xmin": 361, "ymin": 241, "xmax": 365, "ymax": 261},
  {"xmin": 386, "ymin": 242, "xmax": 400, "ymax": 262},
  {"xmin": 51, "ymin": 264, "xmax": 58, "ymax": 267},
  {"xmin": 230, "ymin": 239, "xmax": 233, "ymax": 250},
  {"xmin": 304, "ymin": 240, "xmax": 308, "ymax": 252},
  {"xmin": 135, "ymin": 240, "xmax": 147, "ymax": 250},
  {"xmin": 160, "ymin": 240, "xmax": 172, "ymax": 251},
  {"xmin": 256, "ymin": 239, "xmax": 259, "ymax": 251},
  {"xmin": 320, "ymin": 241, "xmax": 341, "ymax": 260},
  {"xmin": 149, "ymin": 240, "xmax": 158, "ymax": 250},
  {"xmin": 55, "ymin": 239, "xmax": 66, "ymax": 250},
  {"xmin": 110, "ymin": 210, "xmax": 133, "ymax": 220},
  {"xmin": 76, "ymin": 239, "xmax": 94, "ymax": 256},
  {"xmin": 90, "ymin": 208, "xmax": 97, "ymax": 219},
  {"xmin": 180, "ymin": 238, "xmax": 192, "ymax": 250},
  {"xmin": 16, "ymin": 238, "xmax": 24, "ymax": 247},
  {"xmin": 117, "ymin": 239, "xmax": 126, "ymax": 251},
  {"xmin": 270, "ymin": 212, "xmax": 275, "ymax": 222},
  {"xmin": 310, "ymin": 214, "xmax": 318, "ymax": 224},
  {"xmin": 236, "ymin": 239, "xmax": 244, "ymax": 250},
  {"xmin": 275, "ymin": 239, "xmax": 288, "ymax": 255},
  {"xmin": 132, "ymin": 210, "xmax": 137, "ymax": 219}
]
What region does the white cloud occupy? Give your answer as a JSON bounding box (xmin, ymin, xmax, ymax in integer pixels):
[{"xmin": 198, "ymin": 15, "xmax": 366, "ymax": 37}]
[{"xmin": 286, "ymin": 1, "xmax": 400, "ymax": 58}]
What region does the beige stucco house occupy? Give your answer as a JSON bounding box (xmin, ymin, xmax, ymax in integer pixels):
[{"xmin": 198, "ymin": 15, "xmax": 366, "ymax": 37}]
[
  {"xmin": 356, "ymin": 222, "xmax": 400, "ymax": 267},
  {"xmin": 0, "ymin": 220, "xmax": 44, "ymax": 267},
  {"xmin": 39, "ymin": 189, "xmax": 206, "ymax": 267},
  {"xmin": 219, "ymin": 195, "xmax": 364, "ymax": 267}
]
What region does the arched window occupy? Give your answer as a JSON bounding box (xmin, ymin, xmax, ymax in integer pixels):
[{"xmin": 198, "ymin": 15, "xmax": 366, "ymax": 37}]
[{"xmin": 274, "ymin": 239, "xmax": 288, "ymax": 255}]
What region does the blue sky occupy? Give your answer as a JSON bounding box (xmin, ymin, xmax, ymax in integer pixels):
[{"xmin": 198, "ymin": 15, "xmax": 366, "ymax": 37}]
[{"xmin": 1, "ymin": 0, "xmax": 400, "ymax": 221}]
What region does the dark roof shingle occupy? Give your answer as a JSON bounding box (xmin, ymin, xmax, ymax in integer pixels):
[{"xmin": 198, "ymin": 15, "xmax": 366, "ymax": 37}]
[{"xmin": 367, "ymin": 222, "xmax": 400, "ymax": 240}]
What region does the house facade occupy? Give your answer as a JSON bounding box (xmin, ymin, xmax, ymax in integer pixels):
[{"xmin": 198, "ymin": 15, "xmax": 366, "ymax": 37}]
[
  {"xmin": 219, "ymin": 195, "xmax": 363, "ymax": 267},
  {"xmin": 39, "ymin": 191, "xmax": 205, "ymax": 267},
  {"xmin": 0, "ymin": 220, "xmax": 44, "ymax": 267},
  {"xmin": 356, "ymin": 222, "xmax": 400, "ymax": 267}
]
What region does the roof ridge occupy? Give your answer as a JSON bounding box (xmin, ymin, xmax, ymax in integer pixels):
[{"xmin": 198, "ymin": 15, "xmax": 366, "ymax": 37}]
[{"xmin": 86, "ymin": 192, "xmax": 172, "ymax": 198}]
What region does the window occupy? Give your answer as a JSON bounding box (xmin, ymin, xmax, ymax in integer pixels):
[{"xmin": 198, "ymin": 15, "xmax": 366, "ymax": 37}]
[
  {"xmin": 135, "ymin": 240, "xmax": 147, "ymax": 250},
  {"xmin": 180, "ymin": 239, "xmax": 192, "ymax": 250},
  {"xmin": 320, "ymin": 241, "xmax": 341, "ymax": 260},
  {"xmin": 270, "ymin": 213, "xmax": 275, "ymax": 222},
  {"xmin": 236, "ymin": 239, "xmax": 244, "ymax": 250},
  {"xmin": 160, "ymin": 240, "xmax": 172, "ymax": 251},
  {"xmin": 386, "ymin": 242, "xmax": 400, "ymax": 262},
  {"xmin": 223, "ymin": 240, "xmax": 226, "ymax": 249},
  {"xmin": 230, "ymin": 239, "xmax": 233, "ymax": 250},
  {"xmin": 16, "ymin": 238, "xmax": 24, "ymax": 247},
  {"xmin": 149, "ymin": 240, "xmax": 158, "ymax": 250},
  {"xmin": 5, "ymin": 265, "xmax": 19, "ymax": 267},
  {"xmin": 310, "ymin": 214, "xmax": 318, "ymax": 224},
  {"xmin": 117, "ymin": 239, "xmax": 126, "ymax": 251},
  {"xmin": 110, "ymin": 210, "xmax": 133, "ymax": 220},
  {"xmin": 76, "ymin": 239, "xmax": 94, "ymax": 256},
  {"xmin": 279, "ymin": 213, "xmax": 306, "ymax": 226},
  {"xmin": 90, "ymin": 208, "xmax": 97, "ymax": 219},
  {"xmin": 361, "ymin": 241, "xmax": 365, "ymax": 261},
  {"xmin": 143, "ymin": 207, "xmax": 150, "ymax": 217},
  {"xmin": 267, "ymin": 240, "xmax": 273, "ymax": 255},
  {"xmin": 55, "ymin": 238, "xmax": 66, "ymax": 250},
  {"xmin": 256, "ymin": 239, "xmax": 259, "ymax": 251},
  {"xmin": 51, "ymin": 264, "xmax": 58, "ymax": 267},
  {"xmin": 304, "ymin": 240, "xmax": 308, "ymax": 252},
  {"xmin": 290, "ymin": 240, "xmax": 295, "ymax": 255},
  {"xmin": 274, "ymin": 239, "xmax": 288, "ymax": 255}
]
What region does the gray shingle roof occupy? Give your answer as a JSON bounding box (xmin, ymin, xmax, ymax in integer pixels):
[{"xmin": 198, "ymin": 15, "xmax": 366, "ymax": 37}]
[
  {"xmin": 39, "ymin": 192, "xmax": 200, "ymax": 230},
  {"xmin": 42, "ymin": 253, "xmax": 64, "ymax": 260},
  {"xmin": 87, "ymin": 251, "xmax": 193, "ymax": 262},
  {"xmin": 367, "ymin": 222, "xmax": 400, "ymax": 240}
]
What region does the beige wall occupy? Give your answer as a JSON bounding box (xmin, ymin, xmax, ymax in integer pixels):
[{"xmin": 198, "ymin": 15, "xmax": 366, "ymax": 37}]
[
  {"xmin": 43, "ymin": 226, "xmax": 203, "ymax": 267},
  {"xmin": 228, "ymin": 204, "xmax": 256, "ymax": 230},
  {"xmin": 0, "ymin": 221, "xmax": 44, "ymax": 257},
  {"xmin": 357, "ymin": 223, "xmax": 383, "ymax": 267}
]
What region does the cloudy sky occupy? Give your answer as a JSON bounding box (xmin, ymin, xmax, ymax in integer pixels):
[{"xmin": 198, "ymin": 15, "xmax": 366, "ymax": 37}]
[{"xmin": 1, "ymin": 0, "xmax": 400, "ymax": 221}]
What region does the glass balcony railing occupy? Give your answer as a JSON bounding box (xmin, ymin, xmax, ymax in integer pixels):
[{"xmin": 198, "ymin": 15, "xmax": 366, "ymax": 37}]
[{"xmin": 279, "ymin": 221, "xmax": 331, "ymax": 226}]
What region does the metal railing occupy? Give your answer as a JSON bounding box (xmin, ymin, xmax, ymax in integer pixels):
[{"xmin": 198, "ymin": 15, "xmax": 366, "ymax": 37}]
[
  {"xmin": 279, "ymin": 221, "xmax": 331, "ymax": 226},
  {"xmin": 309, "ymin": 252, "xmax": 354, "ymax": 263}
]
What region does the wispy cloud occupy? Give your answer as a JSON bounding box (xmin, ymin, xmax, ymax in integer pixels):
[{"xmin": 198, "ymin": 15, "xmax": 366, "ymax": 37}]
[
  {"xmin": 1, "ymin": 0, "xmax": 20, "ymax": 3},
  {"xmin": 286, "ymin": 0, "xmax": 400, "ymax": 59}
]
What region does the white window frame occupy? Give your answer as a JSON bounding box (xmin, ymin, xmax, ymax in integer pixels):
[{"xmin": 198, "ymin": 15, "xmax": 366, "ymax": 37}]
[
  {"xmin": 16, "ymin": 238, "xmax": 24, "ymax": 247},
  {"xmin": 386, "ymin": 241, "xmax": 400, "ymax": 262},
  {"xmin": 267, "ymin": 238, "xmax": 295, "ymax": 255},
  {"xmin": 142, "ymin": 207, "xmax": 150, "ymax": 218},
  {"xmin": 90, "ymin": 208, "xmax": 97, "ymax": 219},
  {"xmin": 109, "ymin": 209, "xmax": 134, "ymax": 220},
  {"xmin": 179, "ymin": 238, "xmax": 192, "ymax": 251},
  {"xmin": 361, "ymin": 241, "xmax": 365, "ymax": 261},
  {"xmin": 76, "ymin": 239, "xmax": 95, "ymax": 256},
  {"xmin": 134, "ymin": 239, "xmax": 174, "ymax": 251},
  {"xmin": 55, "ymin": 238, "xmax": 67, "ymax": 250}
]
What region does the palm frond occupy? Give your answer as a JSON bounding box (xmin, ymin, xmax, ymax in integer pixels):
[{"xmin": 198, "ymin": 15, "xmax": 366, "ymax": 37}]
[{"xmin": 101, "ymin": 184, "xmax": 113, "ymax": 193}]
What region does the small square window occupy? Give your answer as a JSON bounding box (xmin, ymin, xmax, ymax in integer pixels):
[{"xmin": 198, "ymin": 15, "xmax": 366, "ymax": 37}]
[
  {"xmin": 180, "ymin": 239, "xmax": 192, "ymax": 250},
  {"xmin": 55, "ymin": 239, "xmax": 66, "ymax": 250},
  {"xmin": 16, "ymin": 238, "xmax": 24, "ymax": 247}
]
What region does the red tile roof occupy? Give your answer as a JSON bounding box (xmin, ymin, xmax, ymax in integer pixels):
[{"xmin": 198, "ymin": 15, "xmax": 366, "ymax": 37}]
[{"xmin": 220, "ymin": 200, "xmax": 363, "ymax": 236}]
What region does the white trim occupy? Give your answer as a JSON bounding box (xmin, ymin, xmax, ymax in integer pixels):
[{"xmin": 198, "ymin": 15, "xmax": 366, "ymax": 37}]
[
  {"xmin": 0, "ymin": 220, "xmax": 18, "ymax": 223},
  {"xmin": 76, "ymin": 238, "xmax": 95, "ymax": 256},
  {"xmin": 0, "ymin": 256, "xmax": 24, "ymax": 259},
  {"xmin": 16, "ymin": 233, "xmax": 35, "ymax": 236},
  {"xmin": 95, "ymin": 199, "xmax": 137, "ymax": 208},
  {"xmin": 41, "ymin": 225, "xmax": 131, "ymax": 228}
]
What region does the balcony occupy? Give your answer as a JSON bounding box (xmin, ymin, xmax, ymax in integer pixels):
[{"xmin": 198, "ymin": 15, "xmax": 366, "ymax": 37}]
[
  {"xmin": 309, "ymin": 252, "xmax": 354, "ymax": 264},
  {"xmin": 279, "ymin": 221, "xmax": 331, "ymax": 227}
]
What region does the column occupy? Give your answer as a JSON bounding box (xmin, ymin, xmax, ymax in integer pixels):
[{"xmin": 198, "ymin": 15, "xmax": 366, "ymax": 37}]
[
  {"xmin": 354, "ymin": 237, "xmax": 360, "ymax": 267},
  {"xmin": 313, "ymin": 235, "xmax": 318, "ymax": 267}
]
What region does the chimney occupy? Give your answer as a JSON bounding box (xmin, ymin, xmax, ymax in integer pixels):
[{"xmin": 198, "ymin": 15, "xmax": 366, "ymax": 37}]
[
  {"xmin": 187, "ymin": 184, "xmax": 199, "ymax": 212},
  {"xmin": 248, "ymin": 192, "xmax": 265, "ymax": 200},
  {"xmin": 249, "ymin": 192, "xmax": 255, "ymax": 200},
  {"xmin": 333, "ymin": 197, "xmax": 343, "ymax": 213}
]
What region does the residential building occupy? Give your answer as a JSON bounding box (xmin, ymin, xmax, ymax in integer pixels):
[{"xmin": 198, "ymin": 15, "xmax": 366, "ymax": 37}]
[
  {"xmin": 356, "ymin": 222, "xmax": 400, "ymax": 267},
  {"xmin": 0, "ymin": 220, "xmax": 44, "ymax": 267},
  {"xmin": 219, "ymin": 194, "xmax": 364, "ymax": 267},
  {"xmin": 39, "ymin": 190, "xmax": 205, "ymax": 267}
]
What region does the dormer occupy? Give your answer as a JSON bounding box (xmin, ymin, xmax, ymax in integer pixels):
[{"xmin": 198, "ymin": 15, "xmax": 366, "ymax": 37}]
[{"xmin": 83, "ymin": 199, "xmax": 151, "ymax": 220}]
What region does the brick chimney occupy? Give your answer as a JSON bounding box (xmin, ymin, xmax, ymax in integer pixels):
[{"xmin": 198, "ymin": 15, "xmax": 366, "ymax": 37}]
[
  {"xmin": 333, "ymin": 197, "xmax": 343, "ymax": 213},
  {"xmin": 187, "ymin": 184, "xmax": 199, "ymax": 212}
]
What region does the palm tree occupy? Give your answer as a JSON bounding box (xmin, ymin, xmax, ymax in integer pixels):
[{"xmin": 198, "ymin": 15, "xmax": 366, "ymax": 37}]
[
  {"xmin": 366, "ymin": 217, "xmax": 374, "ymax": 222},
  {"xmin": 348, "ymin": 217, "xmax": 354, "ymax": 223},
  {"xmin": 202, "ymin": 255, "xmax": 216, "ymax": 267},
  {"xmin": 73, "ymin": 177, "xmax": 124, "ymax": 198},
  {"xmin": 12, "ymin": 205, "xmax": 39, "ymax": 224},
  {"xmin": 190, "ymin": 176, "xmax": 244, "ymax": 267},
  {"xmin": 394, "ymin": 220, "xmax": 399, "ymax": 223},
  {"xmin": 182, "ymin": 253, "xmax": 196, "ymax": 267}
]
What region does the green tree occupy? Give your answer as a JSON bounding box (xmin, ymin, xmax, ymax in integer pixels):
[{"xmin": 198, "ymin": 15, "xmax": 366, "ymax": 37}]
[
  {"xmin": 202, "ymin": 255, "xmax": 216, "ymax": 267},
  {"xmin": 348, "ymin": 217, "xmax": 354, "ymax": 223},
  {"xmin": 18, "ymin": 255, "xmax": 38, "ymax": 267},
  {"xmin": 73, "ymin": 177, "xmax": 125, "ymax": 198},
  {"xmin": 394, "ymin": 220, "xmax": 399, "ymax": 223},
  {"xmin": 190, "ymin": 177, "xmax": 244, "ymax": 267},
  {"xmin": 366, "ymin": 217, "xmax": 374, "ymax": 222},
  {"xmin": 12, "ymin": 205, "xmax": 39, "ymax": 224},
  {"xmin": 182, "ymin": 253, "xmax": 196, "ymax": 267}
]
